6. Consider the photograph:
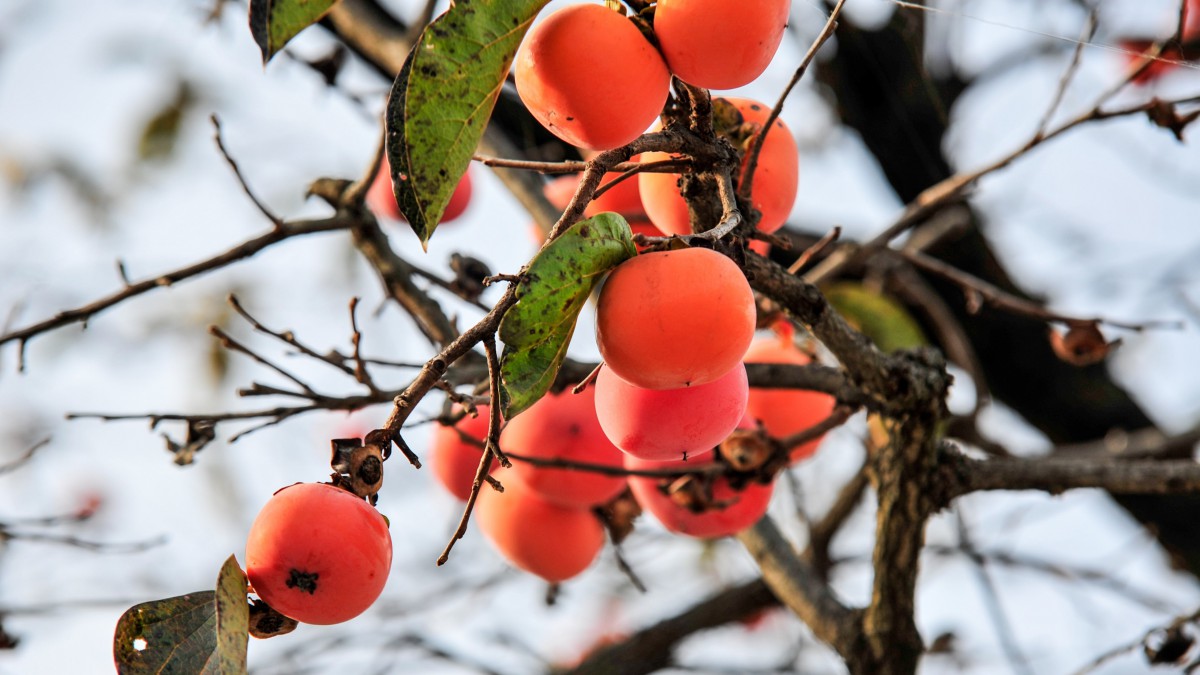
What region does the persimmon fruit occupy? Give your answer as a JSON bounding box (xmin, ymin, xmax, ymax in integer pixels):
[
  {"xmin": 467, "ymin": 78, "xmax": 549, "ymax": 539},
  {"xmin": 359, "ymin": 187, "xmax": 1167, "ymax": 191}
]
[
  {"xmin": 368, "ymin": 155, "xmax": 472, "ymax": 224},
  {"xmin": 515, "ymin": 4, "xmax": 670, "ymax": 150},
  {"xmin": 653, "ymin": 0, "xmax": 791, "ymax": 90},
  {"xmin": 639, "ymin": 97, "xmax": 798, "ymax": 237},
  {"xmin": 596, "ymin": 247, "xmax": 755, "ymax": 390},
  {"xmin": 594, "ymin": 363, "xmax": 748, "ymax": 461},
  {"xmin": 543, "ymin": 172, "xmax": 645, "ymax": 218},
  {"xmin": 430, "ymin": 406, "xmax": 494, "ymax": 501},
  {"xmin": 245, "ymin": 483, "xmax": 392, "ymax": 625},
  {"xmin": 743, "ymin": 332, "xmax": 836, "ymax": 462},
  {"xmin": 501, "ymin": 387, "xmax": 628, "ymax": 508},
  {"xmin": 625, "ymin": 450, "xmax": 774, "ymax": 538},
  {"xmin": 476, "ymin": 469, "xmax": 605, "ymax": 582}
]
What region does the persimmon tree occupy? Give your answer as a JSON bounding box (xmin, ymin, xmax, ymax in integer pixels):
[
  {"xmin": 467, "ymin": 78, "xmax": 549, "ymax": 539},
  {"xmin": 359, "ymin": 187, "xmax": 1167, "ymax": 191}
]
[{"xmin": 2, "ymin": 0, "xmax": 1200, "ymax": 674}]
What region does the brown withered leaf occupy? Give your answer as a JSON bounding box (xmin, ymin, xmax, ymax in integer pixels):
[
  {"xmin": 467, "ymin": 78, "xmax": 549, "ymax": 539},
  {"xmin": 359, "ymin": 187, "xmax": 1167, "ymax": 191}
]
[{"xmin": 1048, "ymin": 323, "xmax": 1119, "ymax": 366}]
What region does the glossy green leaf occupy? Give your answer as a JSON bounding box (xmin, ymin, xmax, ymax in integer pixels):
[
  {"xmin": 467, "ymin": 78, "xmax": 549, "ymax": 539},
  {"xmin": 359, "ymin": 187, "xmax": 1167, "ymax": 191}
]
[
  {"xmin": 824, "ymin": 282, "xmax": 927, "ymax": 354},
  {"xmin": 249, "ymin": 0, "xmax": 341, "ymax": 64},
  {"xmin": 114, "ymin": 592, "xmax": 218, "ymax": 674},
  {"xmin": 387, "ymin": 0, "xmax": 550, "ymax": 248},
  {"xmin": 212, "ymin": 556, "xmax": 249, "ymax": 674},
  {"xmin": 499, "ymin": 214, "xmax": 636, "ymax": 417}
]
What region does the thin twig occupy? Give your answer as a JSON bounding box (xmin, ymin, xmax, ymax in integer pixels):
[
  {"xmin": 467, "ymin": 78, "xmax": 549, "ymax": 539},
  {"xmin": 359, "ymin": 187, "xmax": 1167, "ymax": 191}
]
[
  {"xmin": 0, "ymin": 437, "xmax": 51, "ymax": 475},
  {"xmin": 741, "ymin": 0, "xmax": 846, "ymax": 200},
  {"xmin": 210, "ymin": 114, "xmax": 283, "ymax": 228},
  {"xmin": 209, "ymin": 326, "xmax": 316, "ymax": 395},
  {"xmin": 899, "ymin": 249, "xmax": 1182, "ymax": 331},
  {"xmin": 1034, "ymin": 10, "xmax": 1097, "ymax": 140},
  {"xmin": 472, "ymin": 155, "xmax": 687, "ymax": 175},
  {"xmin": 0, "ymin": 215, "xmax": 354, "ymax": 355},
  {"xmin": 786, "ymin": 227, "xmax": 842, "ymax": 274},
  {"xmin": 952, "ymin": 509, "xmax": 1034, "ymax": 675},
  {"xmin": 347, "ymin": 297, "xmax": 378, "ymax": 393},
  {"xmin": 227, "ymin": 294, "xmax": 356, "ymax": 377}
]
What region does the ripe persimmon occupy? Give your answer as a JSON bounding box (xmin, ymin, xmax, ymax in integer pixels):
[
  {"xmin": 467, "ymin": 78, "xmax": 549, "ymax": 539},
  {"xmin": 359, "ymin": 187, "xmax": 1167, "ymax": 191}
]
[
  {"xmin": 368, "ymin": 155, "xmax": 472, "ymax": 224},
  {"xmin": 639, "ymin": 97, "xmax": 798, "ymax": 237},
  {"xmin": 596, "ymin": 247, "xmax": 755, "ymax": 390},
  {"xmin": 515, "ymin": 4, "xmax": 670, "ymax": 150},
  {"xmin": 501, "ymin": 386, "xmax": 628, "ymax": 508},
  {"xmin": 543, "ymin": 171, "xmax": 645, "ymax": 218},
  {"xmin": 653, "ymin": 0, "xmax": 790, "ymax": 90},
  {"xmin": 625, "ymin": 450, "xmax": 773, "ymax": 538},
  {"xmin": 476, "ymin": 468, "xmax": 605, "ymax": 582},
  {"xmin": 245, "ymin": 483, "xmax": 391, "ymax": 625},
  {"xmin": 743, "ymin": 331, "xmax": 836, "ymax": 462},
  {"xmin": 430, "ymin": 406, "xmax": 494, "ymax": 501},
  {"xmin": 594, "ymin": 363, "xmax": 748, "ymax": 461}
]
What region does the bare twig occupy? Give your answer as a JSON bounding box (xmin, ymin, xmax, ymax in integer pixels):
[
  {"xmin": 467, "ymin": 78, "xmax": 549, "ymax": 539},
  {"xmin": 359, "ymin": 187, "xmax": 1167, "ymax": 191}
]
[
  {"xmin": 1033, "ymin": 11, "xmax": 1097, "ymax": 140},
  {"xmin": 952, "ymin": 509, "xmax": 1034, "ymax": 675},
  {"xmin": 0, "ymin": 215, "xmax": 354, "ymax": 358},
  {"xmin": 786, "ymin": 227, "xmax": 841, "ymax": 275},
  {"xmin": 741, "ymin": 0, "xmax": 845, "ymax": 200},
  {"xmin": 209, "ymin": 325, "xmax": 316, "ymax": 395},
  {"xmin": 1069, "ymin": 607, "xmax": 1200, "ymax": 675},
  {"xmin": 210, "ymin": 114, "xmax": 283, "ymax": 228},
  {"xmin": 227, "ymin": 294, "xmax": 356, "ymax": 378},
  {"xmin": 899, "ymin": 249, "xmax": 1182, "ymax": 332},
  {"xmin": 804, "ymin": 93, "xmax": 1200, "ymax": 285},
  {"xmin": 0, "ymin": 437, "xmax": 51, "ymax": 475},
  {"xmin": 471, "ymin": 155, "xmax": 687, "ymax": 175}
]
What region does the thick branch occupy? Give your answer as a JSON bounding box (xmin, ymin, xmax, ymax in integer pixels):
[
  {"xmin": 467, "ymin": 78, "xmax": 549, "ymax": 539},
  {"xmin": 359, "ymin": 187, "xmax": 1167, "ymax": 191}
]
[
  {"xmin": 737, "ymin": 517, "xmax": 863, "ymax": 659},
  {"xmin": 944, "ymin": 451, "xmax": 1200, "ymax": 499}
]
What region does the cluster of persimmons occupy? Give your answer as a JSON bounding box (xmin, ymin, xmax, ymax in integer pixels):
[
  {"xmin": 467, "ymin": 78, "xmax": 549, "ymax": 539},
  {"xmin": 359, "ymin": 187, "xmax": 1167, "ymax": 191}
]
[{"xmin": 422, "ymin": 0, "xmax": 835, "ymax": 584}]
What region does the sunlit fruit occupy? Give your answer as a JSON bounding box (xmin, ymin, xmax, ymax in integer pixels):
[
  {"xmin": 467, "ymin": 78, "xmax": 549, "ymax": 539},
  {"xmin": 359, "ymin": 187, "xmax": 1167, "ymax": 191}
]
[
  {"xmin": 368, "ymin": 155, "xmax": 472, "ymax": 224},
  {"xmin": 501, "ymin": 387, "xmax": 628, "ymax": 508},
  {"xmin": 653, "ymin": 0, "xmax": 790, "ymax": 90},
  {"xmin": 430, "ymin": 406, "xmax": 494, "ymax": 501},
  {"xmin": 639, "ymin": 97, "xmax": 798, "ymax": 237},
  {"xmin": 515, "ymin": 4, "xmax": 670, "ymax": 150},
  {"xmin": 543, "ymin": 172, "xmax": 645, "ymax": 218},
  {"xmin": 596, "ymin": 247, "xmax": 755, "ymax": 390},
  {"xmin": 594, "ymin": 363, "xmax": 748, "ymax": 461},
  {"xmin": 476, "ymin": 468, "xmax": 605, "ymax": 582},
  {"xmin": 245, "ymin": 483, "xmax": 391, "ymax": 625},
  {"xmin": 625, "ymin": 450, "xmax": 774, "ymax": 538},
  {"xmin": 743, "ymin": 332, "xmax": 836, "ymax": 462}
]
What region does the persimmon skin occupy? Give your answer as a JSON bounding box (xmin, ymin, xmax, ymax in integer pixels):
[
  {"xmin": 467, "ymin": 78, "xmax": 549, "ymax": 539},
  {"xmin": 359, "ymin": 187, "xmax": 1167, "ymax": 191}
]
[
  {"xmin": 430, "ymin": 407, "xmax": 494, "ymax": 501},
  {"xmin": 245, "ymin": 483, "xmax": 392, "ymax": 625},
  {"xmin": 639, "ymin": 98, "xmax": 798, "ymax": 237},
  {"xmin": 368, "ymin": 155, "xmax": 472, "ymax": 224},
  {"xmin": 596, "ymin": 247, "xmax": 756, "ymax": 390},
  {"xmin": 594, "ymin": 364, "xmax": 748, "ymax": 461},
  {"xmin": 515, "ymin": 4, "xmax": 670, "ymax": 150},
  {"xmin": 653, "ymin": 0, "xmax": 790, "ymax": 90},
  {"xmin": 501, "ymin": 387, "xmax": 628, "ymax": 508},
  {"xmin": 543, "ymin": 172, "xmax": 645, "ymax": 218},
  {"xmin": 743, "ymin": 334, "xmax": 836, "ymax": 462},
  {"xmin": 625, "ymin": 451, "xmax": 774, "ymax": 538},
  {"xmin": 476, "ymin": 469, "xmax": 605, "ymax": 582}
]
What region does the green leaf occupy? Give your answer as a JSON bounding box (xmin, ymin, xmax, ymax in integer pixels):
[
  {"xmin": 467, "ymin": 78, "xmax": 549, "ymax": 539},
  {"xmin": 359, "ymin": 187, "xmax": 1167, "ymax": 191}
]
[
  {"xmin": 499, "ymin": 214, "xmax": 636, "ymax": 417},
  {"xmin": 113, "ymin": 557, "xmax": 250, "ymax": 674},
  {"xmin": 824, "ymin": 282, "xmax": 927, "ymax": 354},
  {"xmin": 113, "ymin": 592, "xmax": 218, "ymax": 674},
  {"xmin": 387, "ymin": 0, "xmax": 550, "ymax": 249},
  {"xmin": 249, "ymin": 0, "xmax": 341, "ymax": 64},
  {"xmin": 212, "ymin": 556, "xmax": 250, "ymax": 674}
]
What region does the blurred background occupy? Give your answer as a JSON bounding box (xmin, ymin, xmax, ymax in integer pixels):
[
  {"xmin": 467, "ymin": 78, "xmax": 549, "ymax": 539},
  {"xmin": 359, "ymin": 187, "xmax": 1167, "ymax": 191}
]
[{"xmin": 2, "ymin": 0, "xmax": 1200, "ymax": 673}]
